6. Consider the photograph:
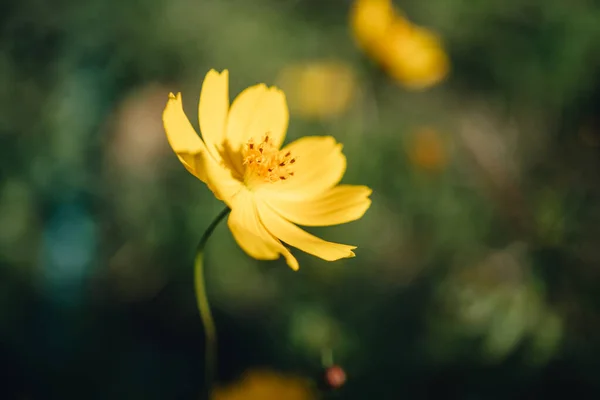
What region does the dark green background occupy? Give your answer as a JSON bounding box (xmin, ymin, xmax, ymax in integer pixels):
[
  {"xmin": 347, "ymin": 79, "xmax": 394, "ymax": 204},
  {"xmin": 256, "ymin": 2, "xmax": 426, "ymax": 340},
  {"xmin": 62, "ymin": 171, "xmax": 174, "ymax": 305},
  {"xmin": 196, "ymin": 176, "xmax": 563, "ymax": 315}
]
[{"xmin": 1, "ymin": 0, "xmax": 600, "ymax": 398}]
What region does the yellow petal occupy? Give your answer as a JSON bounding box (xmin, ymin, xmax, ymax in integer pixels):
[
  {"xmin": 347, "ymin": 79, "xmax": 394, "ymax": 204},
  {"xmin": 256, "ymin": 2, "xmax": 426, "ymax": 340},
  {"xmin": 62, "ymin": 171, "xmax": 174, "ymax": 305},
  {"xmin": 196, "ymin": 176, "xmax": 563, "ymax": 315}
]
[
  {"xmin": 227, "ymin": 190, "xmax": 299, "ymax": 270},
  {"xmin": 228, "ymin": 191, "xmax": 279, "ymax": 260},
  {"xmin": 199, "ymin": 69, "xmax": 230, "ymax": 161},
  {"xmin": 266, "ymin": 185, "xmax": 372, "ymax": 227},
  {"xmin": 197, "ymin": 152, "xmax": 244, "ymax": 207},
  {"xmin": 163, "ymin": 92, "xmax": 205, "ymax": 153},
  {"xmin": 260, "ymin": 136, "xmax": 346, "ymax": 200},
  {"xmin": 163, "ymin": 92, "xmax": 208, "ymax": 181},
  {"xmin": 226, "ymin": 83, "xmax": 289, "ymax": 153},
  {"xmin": 178, "ymin": 152, "xmax": 207, "ymax": 182},
  {"xmin": 256, "ymin": 199, "xmax": 357, "ymax": 262}
]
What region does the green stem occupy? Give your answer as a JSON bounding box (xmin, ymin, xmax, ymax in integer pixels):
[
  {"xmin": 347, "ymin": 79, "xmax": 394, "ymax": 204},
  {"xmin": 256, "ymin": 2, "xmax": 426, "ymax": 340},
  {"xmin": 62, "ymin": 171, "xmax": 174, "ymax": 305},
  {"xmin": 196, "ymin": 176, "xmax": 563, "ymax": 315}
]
[
  {"xmin": 194, "ymin": 206, "xmax": 231, "ymax": 398},
  {"xmin": 321, "ymin": 347, "xmax": 334, "ymax": 368}
]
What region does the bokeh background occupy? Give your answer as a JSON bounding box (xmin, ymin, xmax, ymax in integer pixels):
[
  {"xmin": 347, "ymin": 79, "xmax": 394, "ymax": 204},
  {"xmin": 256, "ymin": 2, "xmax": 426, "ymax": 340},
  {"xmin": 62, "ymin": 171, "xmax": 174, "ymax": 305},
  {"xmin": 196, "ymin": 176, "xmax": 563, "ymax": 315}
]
[{"xmin": 2, "ymin": 0, "xmax": 600, "ymax": 398}]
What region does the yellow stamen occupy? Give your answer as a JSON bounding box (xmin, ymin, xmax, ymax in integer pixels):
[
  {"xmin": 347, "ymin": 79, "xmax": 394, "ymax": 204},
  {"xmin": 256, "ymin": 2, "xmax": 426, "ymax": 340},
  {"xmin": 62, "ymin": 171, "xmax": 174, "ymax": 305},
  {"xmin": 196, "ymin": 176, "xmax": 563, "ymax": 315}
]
[{"xmin": 243, "ymin": 134, "xmax": 296, "ymax": 186}]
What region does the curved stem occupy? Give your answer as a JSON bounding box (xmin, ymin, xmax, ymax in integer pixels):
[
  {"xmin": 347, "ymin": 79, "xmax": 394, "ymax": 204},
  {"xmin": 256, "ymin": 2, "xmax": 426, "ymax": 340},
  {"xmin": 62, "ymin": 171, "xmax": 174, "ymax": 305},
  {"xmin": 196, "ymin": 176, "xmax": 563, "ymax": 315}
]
[{"xmin": 194, "ymin": 206, "xmax": 231, "ymax": 397}]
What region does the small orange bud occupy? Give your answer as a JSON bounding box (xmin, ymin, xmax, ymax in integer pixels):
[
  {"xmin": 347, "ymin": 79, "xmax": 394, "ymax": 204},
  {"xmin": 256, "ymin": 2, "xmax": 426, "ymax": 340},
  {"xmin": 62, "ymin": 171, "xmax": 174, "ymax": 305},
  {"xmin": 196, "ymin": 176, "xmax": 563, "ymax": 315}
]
[
  {"xmin": 409, "ymin": 127, "xmax": 448, "ymax": 172},
  {"xmin": 325, "ymin": 365, "xmax": 347, "ymax": 389}
]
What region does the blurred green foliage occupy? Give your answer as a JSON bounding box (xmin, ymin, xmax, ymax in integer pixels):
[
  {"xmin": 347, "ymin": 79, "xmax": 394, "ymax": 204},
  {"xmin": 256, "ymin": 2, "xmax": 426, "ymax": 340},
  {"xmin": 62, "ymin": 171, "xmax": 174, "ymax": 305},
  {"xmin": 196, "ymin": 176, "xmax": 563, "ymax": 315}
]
[{"xmin": 1, "ymin": 0, "xmax": 600, "ymax": 398}]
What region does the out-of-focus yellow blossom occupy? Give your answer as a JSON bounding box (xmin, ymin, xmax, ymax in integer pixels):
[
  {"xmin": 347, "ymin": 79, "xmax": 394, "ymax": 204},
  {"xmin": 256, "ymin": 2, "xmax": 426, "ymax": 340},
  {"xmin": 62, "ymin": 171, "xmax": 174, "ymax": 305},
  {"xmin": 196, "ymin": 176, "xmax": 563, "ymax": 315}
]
[
  {"xmin": 276, "ymin": 60, "xmax": 357, "ymax": 119},
  {"xmin": 350, "ymin": 0, "xmax": 399, "ymax": 51},
  {"xmin": 408, "ymin": 127, "xmax": 448, "ymax": 172},
  {"xmin": 163, "ymin": 70, "xmax": 372, "ymax": 270},
  {"xmin": 350, "ymin": 0, "xmax": 449, "ymax": 90},
  {"xmin": 212, "ymin": 370, "xmax": 316, "ymax": 400},
  {"xmin": 377, "ymin": 23, "xmax": 449, "ymax": 90}
]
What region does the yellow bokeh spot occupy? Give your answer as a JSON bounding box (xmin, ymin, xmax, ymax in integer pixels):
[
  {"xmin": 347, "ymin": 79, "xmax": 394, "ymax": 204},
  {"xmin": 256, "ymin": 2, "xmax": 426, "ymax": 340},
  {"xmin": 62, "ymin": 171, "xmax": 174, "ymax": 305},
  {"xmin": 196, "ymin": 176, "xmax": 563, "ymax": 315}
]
[{"xmin": 276, "ymin": 60, "xmax": 357, "ymax": 119}]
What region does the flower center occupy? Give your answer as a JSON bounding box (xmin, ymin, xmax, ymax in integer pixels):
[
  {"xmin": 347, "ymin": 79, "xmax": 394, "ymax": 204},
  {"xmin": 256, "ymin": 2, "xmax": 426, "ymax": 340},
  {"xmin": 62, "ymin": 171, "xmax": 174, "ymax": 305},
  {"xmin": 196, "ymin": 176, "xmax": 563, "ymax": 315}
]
[{"xmin": 242, "ymin": 134, "xmax": 296, "ymax": 186}]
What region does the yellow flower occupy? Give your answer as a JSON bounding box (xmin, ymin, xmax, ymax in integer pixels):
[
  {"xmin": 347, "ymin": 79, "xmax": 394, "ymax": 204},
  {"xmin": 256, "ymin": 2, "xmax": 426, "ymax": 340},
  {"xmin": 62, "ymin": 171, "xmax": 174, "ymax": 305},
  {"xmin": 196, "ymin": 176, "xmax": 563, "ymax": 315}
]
[
  {"xmin": 350, "ymin": 0, "xmax": 398, "ymax": 51},
  {"xmin": 163, "ymin": 70, "xmax": 372, "ymax": 270},
  {"xmin": 376, "ymin": 23, "xmax": 449, "ymax": 90},
  {"xmin": 276, "ymin": 60, "xmax": 357, "ymax": 120},
  {"xmin": 212, "ymin": 370, "xmax": 316, "ymax": 400},
  {"xmin": 350, "ymin": 0, "xmax": 449, "ymax": 90}
]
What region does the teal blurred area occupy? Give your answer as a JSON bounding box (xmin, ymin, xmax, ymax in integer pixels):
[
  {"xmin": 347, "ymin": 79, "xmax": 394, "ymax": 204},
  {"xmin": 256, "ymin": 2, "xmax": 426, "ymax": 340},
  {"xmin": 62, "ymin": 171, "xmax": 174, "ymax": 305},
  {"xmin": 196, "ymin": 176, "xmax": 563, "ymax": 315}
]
[{"xmin": 1, "ymin": 0, "xmax": 600, "ymax": 398}]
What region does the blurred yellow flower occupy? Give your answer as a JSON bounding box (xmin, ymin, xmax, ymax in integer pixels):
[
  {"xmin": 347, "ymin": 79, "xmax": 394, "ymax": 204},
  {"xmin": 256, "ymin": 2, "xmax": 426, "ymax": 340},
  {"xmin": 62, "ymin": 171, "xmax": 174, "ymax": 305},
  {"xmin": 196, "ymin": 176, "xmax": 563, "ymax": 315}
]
[
  {"xmin": 350, "ymin": 0, "xmax": 449, "ymax": 90},
  {"xmin": 276, "ymin": 60, "xmax": 357, "ymax": 119},
  {"xmin": 350, "ymin": 0, "xmax": 398, "ymax": 50},
  {"xmin": 212, "ymin": 370, "xmax": 316, "ymax": 400},
  {"xmin": 408, "ymin": 127, "xmax": 448, "ymax": 172},
  {"xmin": 163, "ymin": 70, "xmax": 372, "ymax": 270},
  {"xmin": 377, "ymin": 23, "xmax": 449, "ymax": 90}
]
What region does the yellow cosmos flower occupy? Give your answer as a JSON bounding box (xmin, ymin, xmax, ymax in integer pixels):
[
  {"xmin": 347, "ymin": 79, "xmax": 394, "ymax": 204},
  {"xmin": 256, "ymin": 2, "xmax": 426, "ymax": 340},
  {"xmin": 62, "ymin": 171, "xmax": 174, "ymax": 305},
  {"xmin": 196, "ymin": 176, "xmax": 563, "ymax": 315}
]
[
  {"xmin": 163, "ymin": 70, "xmax": 372, "ymax": 270},
  {"xmin": 350, "ymin": 0, "xmax": 449, "ymax": 90},
  {"xmin": 212, "ymin": 370, "xmax": 316, "ymax": 400}
]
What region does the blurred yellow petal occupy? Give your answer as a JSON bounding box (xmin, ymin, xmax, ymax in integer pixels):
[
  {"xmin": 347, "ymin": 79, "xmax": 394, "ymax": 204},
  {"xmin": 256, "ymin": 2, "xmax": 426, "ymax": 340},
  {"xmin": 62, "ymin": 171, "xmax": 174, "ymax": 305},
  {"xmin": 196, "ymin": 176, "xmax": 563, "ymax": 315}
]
[
  {"xmin": 350, "ymin": 0, "xmax": 449, "ymax": 90},
  {"xmin": 163, "ymin": 92, "xmax": 208, "ymax": 181},
  {"xmin": 227, "ymin": 190, "xmax": 299, "ymax": 270},
  {"xmin": 226, "ymin": 84, "xmax": 289, "ymax": 152},
  {"xmin": 212, "ymin": 370, "xmax": 315, "ymax": 400},
  {"xmin": 260, "ymin": 136, "xmax": 346, "ymax": 200},
  {"xmin": 378, "ymin": 23, "xmax": 450, "ymax": 90},
  {"xmin": 276, "ymin": 61, "xmax": 357, "ymax": 119},
  {"xmin": 266, "ymin": 185, "xmax": 372, "ymax": 227},
  {"xmin": 350, "ymin": 0, "xmax": 396, "ymax": 49},
  {"xmin": 199, "ymin": 69, "xmax": 230, "ymax": 160},
  {"xmin": 257, "ymin": 199, "xmax": 356, "ymax": 262}
]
